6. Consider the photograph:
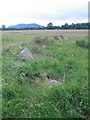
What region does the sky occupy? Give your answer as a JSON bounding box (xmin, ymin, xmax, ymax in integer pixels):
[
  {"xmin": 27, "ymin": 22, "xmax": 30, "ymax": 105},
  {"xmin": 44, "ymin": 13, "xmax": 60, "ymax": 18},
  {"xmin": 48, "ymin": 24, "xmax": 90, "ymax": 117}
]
[{"xmin": 0, "ymin": 0, "xmax": 89, "ymax": 27}]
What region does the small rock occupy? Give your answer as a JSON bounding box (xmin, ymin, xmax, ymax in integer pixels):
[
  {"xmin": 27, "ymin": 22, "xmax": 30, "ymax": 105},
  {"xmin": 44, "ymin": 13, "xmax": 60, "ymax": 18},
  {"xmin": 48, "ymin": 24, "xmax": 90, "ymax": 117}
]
[
  {"xmin": 48, "ymin": 79, "xmax": 59, "ymax": 84},
  {"xmin": 20, "ymin": 48, "xmax": 34, "ymax": 61},
  {"xmin": 58, "ymin": 35, "xmax": 67, "ymax": 41},
  {"xmin": 58, "ymin": 37, "xmax": 62, "ymax": 40},
  {"xmin": 50, "ymin": 79, "xmax": 58, "ymax": 83},
  {"xmin": 40, "ymin": 72, "xmax": 47, "ymax": 79},
  {"xmin": 42, "ymin": 45, "xmax": 46, "ymax": 48}
]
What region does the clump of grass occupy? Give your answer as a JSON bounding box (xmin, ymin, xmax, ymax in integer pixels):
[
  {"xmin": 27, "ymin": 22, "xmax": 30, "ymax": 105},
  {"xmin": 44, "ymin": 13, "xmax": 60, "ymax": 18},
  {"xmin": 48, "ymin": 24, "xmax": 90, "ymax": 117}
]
[
  {"xmin": 34, "ymin": 36, "xmax": 53, "ymax": 46},
  {"xmin": 76, "ymin": 39, "xmax": 88, "ymax": 48},
  {"xmin": 3, "ymin": 85, "xmax": 16, "ymax": 100}
]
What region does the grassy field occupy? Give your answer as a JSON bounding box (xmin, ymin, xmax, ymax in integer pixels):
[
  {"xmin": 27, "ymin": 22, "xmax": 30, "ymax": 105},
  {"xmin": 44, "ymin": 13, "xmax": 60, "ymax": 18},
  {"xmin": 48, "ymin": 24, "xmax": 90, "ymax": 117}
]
[{"xmin": 2, "ymin": 30, "xmax": 89, "ymax": 118}]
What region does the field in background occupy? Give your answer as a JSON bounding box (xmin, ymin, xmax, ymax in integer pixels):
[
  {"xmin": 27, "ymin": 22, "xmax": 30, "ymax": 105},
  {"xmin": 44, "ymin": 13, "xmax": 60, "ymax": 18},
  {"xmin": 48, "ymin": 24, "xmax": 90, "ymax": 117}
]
[
  {"xmin": 2, "ymin": 30, "xmax": 88, "ymax": 118},
  {"xmin": 2, "ymin": 29, "xmax": 88, "ymax": 36}
]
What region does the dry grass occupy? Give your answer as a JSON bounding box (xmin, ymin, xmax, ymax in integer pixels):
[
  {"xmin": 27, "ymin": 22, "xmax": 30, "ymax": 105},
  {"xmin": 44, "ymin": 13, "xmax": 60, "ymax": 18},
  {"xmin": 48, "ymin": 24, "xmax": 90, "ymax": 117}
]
[{"xmin": 2, "ymin": 30, "xmax": 88, "ymax": 36}]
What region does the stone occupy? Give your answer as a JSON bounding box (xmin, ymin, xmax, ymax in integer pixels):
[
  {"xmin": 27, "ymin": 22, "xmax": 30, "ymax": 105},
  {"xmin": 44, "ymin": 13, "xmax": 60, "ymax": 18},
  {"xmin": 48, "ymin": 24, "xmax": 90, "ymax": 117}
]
[
  {"xmin": 58, "ymin": 36, "xmax": 62, "ymax": 40},
  {"xmin": 42, "ymin": 45, "xmax": 46, "ymax": 48},
  {"xmin": 20, "ymin": 48, "xmax": 34, "ymax": 61},
  {"xmin": 48, "ymin": 79, "xmax": 58, "ymax": 84},
  {"xmin": 58, "ymin": 35, "xmax": 67, "ymax": 41},
  {"xmin": 40, "ymin": 72, "xmax": 60, "ymax": 84},
  {"xmin": 40, "ymin": 72, "xmax": 47, "ymax": 79}
]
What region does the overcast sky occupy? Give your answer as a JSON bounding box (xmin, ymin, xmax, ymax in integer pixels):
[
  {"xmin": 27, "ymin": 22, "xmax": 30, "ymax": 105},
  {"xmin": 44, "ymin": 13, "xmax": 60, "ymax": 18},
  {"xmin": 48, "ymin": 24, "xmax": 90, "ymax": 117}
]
[{"xmin": 0, "ymin": 0, "xmax": 89, "ymax": 27}]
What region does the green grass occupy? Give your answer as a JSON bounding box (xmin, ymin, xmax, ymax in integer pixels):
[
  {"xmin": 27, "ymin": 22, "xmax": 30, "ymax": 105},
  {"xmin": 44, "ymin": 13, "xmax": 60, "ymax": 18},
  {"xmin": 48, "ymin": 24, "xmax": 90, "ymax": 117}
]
[
  {"xmin": 0, "ymin": 32, "xmax": 2, "ymax": 119},
  {"xmin": 76, "ymin": 37, "xmax": 88, "ymax": 48},
  {"xmin": 2, "ymin": 33, "xmax": 89, "ymax": 118}
]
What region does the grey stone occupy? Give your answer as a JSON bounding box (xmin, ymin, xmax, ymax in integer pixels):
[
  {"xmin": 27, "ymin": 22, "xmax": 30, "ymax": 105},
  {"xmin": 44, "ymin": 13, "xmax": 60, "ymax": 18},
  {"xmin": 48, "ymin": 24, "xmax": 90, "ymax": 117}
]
[
  {"xmin": 42, "ymin": 45, "xmax": 46, "ymax": 48},
  {"xmin": 40, "ymin": 72, "xmax": 47, "ymax": 79},
  {"xmin": 20, "ymin": 48, "xmax": 34, "ymax": 61},
  {"xmin": 49, "ymin": 79, "xmax": 58, "ymax": 83},
  {"xmin": 58, "ymin": 35, "xmax": 67, "ymax": 41},
  {"xmin": 48, "ymin": 79, "xmax": 58, "ymax": 84}
]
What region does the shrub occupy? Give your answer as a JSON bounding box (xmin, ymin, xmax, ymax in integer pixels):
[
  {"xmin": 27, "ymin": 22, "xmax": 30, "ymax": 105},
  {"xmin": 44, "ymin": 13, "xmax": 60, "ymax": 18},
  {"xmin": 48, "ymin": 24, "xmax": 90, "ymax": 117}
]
[
  {"xmin": 76, "ymin": 39, "xmax": 88, "ymax": 48},
  {"xmin": 34, "ymin": 36, "xmax": 51, "ymax": 46}
]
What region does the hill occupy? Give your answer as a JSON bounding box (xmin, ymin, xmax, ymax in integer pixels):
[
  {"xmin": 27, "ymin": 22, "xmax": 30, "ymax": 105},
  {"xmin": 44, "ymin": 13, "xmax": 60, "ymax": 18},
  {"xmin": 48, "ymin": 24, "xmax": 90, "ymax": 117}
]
[{"xmin": 7, "ymin": 23, "xmax": 43, "ymax": 29}]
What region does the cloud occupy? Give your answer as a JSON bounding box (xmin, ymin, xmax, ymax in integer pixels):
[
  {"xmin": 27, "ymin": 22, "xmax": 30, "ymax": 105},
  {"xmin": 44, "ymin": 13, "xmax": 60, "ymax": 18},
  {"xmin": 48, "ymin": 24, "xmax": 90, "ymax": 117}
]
[{"xmin": 0, "ymin": 0, "xmax": 88, "ymax": 26}]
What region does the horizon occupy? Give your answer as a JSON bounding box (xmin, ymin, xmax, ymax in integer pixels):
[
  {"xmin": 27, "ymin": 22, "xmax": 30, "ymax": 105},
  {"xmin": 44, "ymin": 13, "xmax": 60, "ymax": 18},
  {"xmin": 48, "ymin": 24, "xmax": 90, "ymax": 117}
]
[
  {"xmin": 0, "ymin": 0, "xmax": 89, "ymax": 27},
  {"xmin": 5, "ymin": 22, "xmax": 88, "ymax": 28}
]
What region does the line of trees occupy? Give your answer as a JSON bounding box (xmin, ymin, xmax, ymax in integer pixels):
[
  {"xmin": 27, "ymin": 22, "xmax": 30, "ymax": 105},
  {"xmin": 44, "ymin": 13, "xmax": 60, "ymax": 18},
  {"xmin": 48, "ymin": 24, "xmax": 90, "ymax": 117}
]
[
  {"xmin": 0, "ymin": 22, "xmax": 90, "ymax": 30},
  {"xmin": 46, "ymin": 22, "xmax": 90, "ymax": 29}
]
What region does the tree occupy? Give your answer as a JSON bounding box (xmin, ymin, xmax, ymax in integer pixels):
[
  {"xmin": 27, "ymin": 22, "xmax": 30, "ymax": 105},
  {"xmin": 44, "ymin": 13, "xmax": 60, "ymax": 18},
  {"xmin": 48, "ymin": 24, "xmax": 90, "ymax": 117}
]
[
  {"xmin": 61, "ymin": 23, "xmax": 69, "ymax": 29},
  {"xmin": 64, "ymin": 23, "xmax": 69, "ymax": 29},
  {"xmin": 47, "ymin": 22, "xmax": 53, "ymax": 29},
  {"xmin": 1, "ymin": 24, "xmax": 6, "ymax": 30}
]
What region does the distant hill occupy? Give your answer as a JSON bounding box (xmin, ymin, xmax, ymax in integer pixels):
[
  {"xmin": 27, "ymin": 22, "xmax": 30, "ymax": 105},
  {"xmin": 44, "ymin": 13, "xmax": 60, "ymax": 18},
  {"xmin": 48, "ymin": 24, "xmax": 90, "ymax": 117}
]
[{"xmin": 7, "ymin": 23, "xmax": 43, "ymax": 29}]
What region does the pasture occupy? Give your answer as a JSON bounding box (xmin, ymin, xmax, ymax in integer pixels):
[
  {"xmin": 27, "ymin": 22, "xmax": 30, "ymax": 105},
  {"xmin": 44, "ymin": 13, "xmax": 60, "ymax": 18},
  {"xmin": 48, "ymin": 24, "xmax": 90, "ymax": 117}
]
[{"xmin": 2, "ymin": 30, "xmax": 88, "ymax": 118}]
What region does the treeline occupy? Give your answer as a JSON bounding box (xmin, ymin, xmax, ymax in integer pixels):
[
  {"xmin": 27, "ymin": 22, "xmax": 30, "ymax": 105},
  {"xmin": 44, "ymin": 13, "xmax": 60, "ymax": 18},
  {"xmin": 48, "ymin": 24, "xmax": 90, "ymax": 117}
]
[
  {"xmin": 1, "ymin": 22, "xmax": 90, "ymax": 30},
  {"xmin": 46, "ymin": 22, "xmax": 90, "ymax": 29},
  {"xmin": 61, "ymin": 23, "xmax": 89, "ymax": 29}
]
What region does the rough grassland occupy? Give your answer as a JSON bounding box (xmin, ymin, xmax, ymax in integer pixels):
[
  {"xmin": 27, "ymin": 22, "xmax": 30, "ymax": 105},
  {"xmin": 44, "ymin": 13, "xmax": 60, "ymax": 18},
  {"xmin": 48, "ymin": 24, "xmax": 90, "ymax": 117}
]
[{"xmin": 2, "ymin": 30, "xmax": 89, "ymax": 118}]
